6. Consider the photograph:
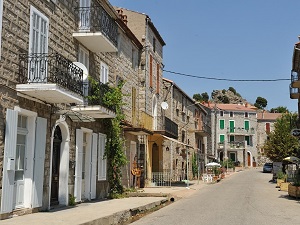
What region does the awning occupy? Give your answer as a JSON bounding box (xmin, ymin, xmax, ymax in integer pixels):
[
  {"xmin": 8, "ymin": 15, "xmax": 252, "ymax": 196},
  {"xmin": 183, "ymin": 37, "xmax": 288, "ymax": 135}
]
[
  {"xmin": 162, "ymin": 135, "xmax": 193, "ymax": 148},
  {"xmin": 57, "ymin": 110, "xmax": 95, "ymax": 122}
]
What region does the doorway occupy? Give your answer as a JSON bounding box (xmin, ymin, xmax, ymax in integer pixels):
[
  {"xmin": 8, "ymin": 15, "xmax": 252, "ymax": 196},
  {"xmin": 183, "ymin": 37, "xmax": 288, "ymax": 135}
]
[
  {"xmin": 51, "ymin": 126, "xmax": 62, "ymax": 206},
  {"xmin": 152, "ymin": 143, "xmax": 159, "ymax": 172}
]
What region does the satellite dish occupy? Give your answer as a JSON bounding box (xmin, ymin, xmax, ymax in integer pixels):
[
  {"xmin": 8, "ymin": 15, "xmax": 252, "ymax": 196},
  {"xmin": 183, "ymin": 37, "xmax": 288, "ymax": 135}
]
[
  {"xmin": 161, "ymin": 102, "xmax": 169, "ymax": 110},
  {"xmin": 73, "ymin": 62, "xmax": 88, "ymax": 81}
]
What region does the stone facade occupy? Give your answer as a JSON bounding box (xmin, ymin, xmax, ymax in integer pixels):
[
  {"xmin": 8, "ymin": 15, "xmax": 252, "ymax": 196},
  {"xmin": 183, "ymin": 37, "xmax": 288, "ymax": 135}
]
[{"xmin": 0, "ymin": 0, "xmax": 144, "ymax": 218}]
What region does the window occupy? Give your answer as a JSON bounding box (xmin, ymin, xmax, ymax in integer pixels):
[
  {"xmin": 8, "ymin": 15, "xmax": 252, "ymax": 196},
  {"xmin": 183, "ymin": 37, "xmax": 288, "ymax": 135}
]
[
  {"xmin": 149, "ymin": 55, "xmax": 153, "ymax": 87},
  {"xmin": 98, "ymin": 133, "xmax": 107, "ymax": 181},
  {"xmin": 245, "ymin": 136, "xmax": 250, "ymax": 146},
  {"xmin": 245, "ymin": 112, "xmax": 248, "ymax": 118},
  {"xmin": 220, "ymin": 111, "xmax": 224, "ymax": 117},
  {"xmin": 78, "ymin": 46, "xmax": 89, "ymax": 70},
  {"xmin": 229, "ymin": 120, "xmax": 235, "ymax": 133},
  {"xmin": 181, "ymin": 130, "xmax": 186, "ymax": 143},
  {"xmin": 0, "ymin": 0, "xmax": 3, "ymax": 58},
  {"xmin": 100, "ymin": 62, "xmax": 109, "ymax": 84},
  {"xmin": 229, "ymin": 135, "xmax": 234, "ymax": 142},
  {"xmin": 244, "ymin": 120, "xmax": 249, "ymax": 131},
  {"xmin": 229, "ymin": 111, "xmax": 234, "ymax": 117},
  {"xmin": 229, "ymin": 152, "xmax": 236, "ymax": 162},
  {"xmin": 153, "ymin": 38, "xmax": 156, "ymax": 52},
  {"xmin": 219, "ymin": 134, "xmax": 225, "ymax": 143},
  {"xmin": 266, "ymin": 123, "xmax": 270, "ymax": 133},
  {"xmin": 219, "ymin": 119, "xmax": 225, "ymax": 130},
  {"xmin": 132, "ymin": 48, "xmax": 137, "ymax": 69}
]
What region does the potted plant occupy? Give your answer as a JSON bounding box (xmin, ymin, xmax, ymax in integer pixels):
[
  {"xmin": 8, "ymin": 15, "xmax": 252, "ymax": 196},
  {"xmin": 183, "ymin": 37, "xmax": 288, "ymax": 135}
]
[
  {"xmin": 276, "ymin": 171, "xmax": 286, "ymax": 188},
  {"xmin": 288, "ymin": 169, "xmax": 300, "ymax": 198}
]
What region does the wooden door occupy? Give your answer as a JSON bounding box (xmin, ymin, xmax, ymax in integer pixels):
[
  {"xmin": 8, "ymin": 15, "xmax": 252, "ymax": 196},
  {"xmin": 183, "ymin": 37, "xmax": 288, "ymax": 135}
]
[{"xmin": 51, "ymin": 126, "xmax": 62, "ymax": 205}]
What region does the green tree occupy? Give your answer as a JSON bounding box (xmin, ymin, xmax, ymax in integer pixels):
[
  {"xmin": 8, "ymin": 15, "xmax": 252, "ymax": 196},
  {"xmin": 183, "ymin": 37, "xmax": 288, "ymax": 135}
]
[
  {"xmin": 228, "ymin": 87, "xmax": 237, "ymax": 95},
  {"xmin": 264, "ymin": 113, "xmax": 300, "ymax": 161},
  {"xmin": 201, "ymin": 92, "xmax": 209, "ymax": 102},
  {"xmin": 192, "ymin": 152, "xmax": 198, "ymax": 178},
  {"xmin": 254, "ymin": 97, "xmax": 267, "ymax": 109},
  {"xmin": 193, "ymin": 93, "xmax": 202, "ymax": 102},
  {"xmin": 270, "ymin": 106, "xmax": 289, "ymax": 113}
]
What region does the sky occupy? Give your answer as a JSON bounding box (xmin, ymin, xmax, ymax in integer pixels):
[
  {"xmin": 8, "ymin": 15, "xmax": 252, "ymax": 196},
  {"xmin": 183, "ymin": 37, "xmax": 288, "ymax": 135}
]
[{"xmin": 110, "ymin": 0, "xmax": 300, "ymax": 112}]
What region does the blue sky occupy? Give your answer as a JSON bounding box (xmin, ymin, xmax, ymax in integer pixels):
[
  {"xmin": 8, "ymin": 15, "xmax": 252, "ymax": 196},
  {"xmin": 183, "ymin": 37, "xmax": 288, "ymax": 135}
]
[{"xmin": 110, "ymin": 0, "xmax": 300, "ymax": 112}]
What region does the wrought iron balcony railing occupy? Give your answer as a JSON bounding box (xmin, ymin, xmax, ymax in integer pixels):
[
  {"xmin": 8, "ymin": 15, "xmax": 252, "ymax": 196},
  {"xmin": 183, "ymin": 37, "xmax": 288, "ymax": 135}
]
[
  {"xmin": 227, "ymin": 127, "xmax": 255, "ymax": 135},
  {"xmin": 228, "ymin": 141, "xmax": 245, "ymax": 149},
  {"xmin": 164, "ymin": 117, "xmax": 178, "ymax": 138},
  {"xmin": 18, "ymin": 52, "xmax": 83, "ymax": 96},
  {"xmin": 75, "ymin": 5, "xmax": 118, "ymax": 47},
  {"xmin": 85, "ymin": 81, "xmax": 116, "ymax": 112}
]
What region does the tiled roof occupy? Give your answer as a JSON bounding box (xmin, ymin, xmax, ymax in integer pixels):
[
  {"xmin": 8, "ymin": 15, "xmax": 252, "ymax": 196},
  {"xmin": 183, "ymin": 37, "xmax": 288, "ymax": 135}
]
[
  {"xmin": 257, "ymin": 112, "xmax": 282, "ymax": 120},
  {"xmin": 201, "ymin": 103, "xmax": 256, "ymax": 112}
]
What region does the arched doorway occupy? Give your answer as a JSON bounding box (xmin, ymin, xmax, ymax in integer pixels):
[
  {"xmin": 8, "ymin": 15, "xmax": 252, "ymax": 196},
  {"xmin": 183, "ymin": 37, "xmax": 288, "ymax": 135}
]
[
  {"xmin": 152, "ymin": 143, "xmax": 159, "ymax": 172},
  {"xmin": 247, "ymin": 152, "xmax": 252, "ymax": 167},
  {"xmin": 51, "ymin": 126, "xmax": 62, "ymax": 206}
]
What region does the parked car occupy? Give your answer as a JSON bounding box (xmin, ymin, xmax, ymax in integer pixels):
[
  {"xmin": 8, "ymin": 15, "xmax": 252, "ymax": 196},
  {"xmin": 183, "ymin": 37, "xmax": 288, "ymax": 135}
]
[{"xmin": 263, "ymin": 163, "xmax": 273, "ymax": 173}]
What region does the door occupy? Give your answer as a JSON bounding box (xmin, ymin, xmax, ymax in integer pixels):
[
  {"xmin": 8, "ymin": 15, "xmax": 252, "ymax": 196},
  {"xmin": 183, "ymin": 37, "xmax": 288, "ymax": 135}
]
[
  {"xmin": 79, "ymin": 0, "xmax": 91, "ymax": 31},
  {"xmin": 51, "ymin": 126, "xmax": 62, "ymax": 205},
  {"xmin": 248, "ymin": 152, "xmax": 251, "ymax": 167},
  {"xmin": 152, "ymin": 143, "xmax": 159, "ymax": 172},
  {"xmin": 13, "ymin": 133, "xmax": 26, "ymax": 209}
]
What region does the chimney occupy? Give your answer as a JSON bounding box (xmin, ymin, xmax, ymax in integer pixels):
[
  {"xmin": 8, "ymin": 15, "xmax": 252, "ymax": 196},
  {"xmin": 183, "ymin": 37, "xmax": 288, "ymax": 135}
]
[
  {"xmin": 122, "ymin": 15, "xmax": 128, "ymax": 25},
  {"xmin": 245, "ymin": 102, "xmax": 248, "ymax": 108}
]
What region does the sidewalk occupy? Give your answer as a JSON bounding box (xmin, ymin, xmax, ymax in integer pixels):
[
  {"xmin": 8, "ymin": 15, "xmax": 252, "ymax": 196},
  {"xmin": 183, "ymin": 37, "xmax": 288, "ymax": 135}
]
[{"xmin": 0, "ymin": 175, "xmax": 235, "ymax": 225}]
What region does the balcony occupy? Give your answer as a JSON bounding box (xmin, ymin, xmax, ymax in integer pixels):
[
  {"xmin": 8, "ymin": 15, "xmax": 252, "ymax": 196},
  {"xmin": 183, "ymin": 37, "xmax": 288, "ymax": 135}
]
[
  {"xmin": 189, "ymin": 121, "xmax": 210, "ymax": 136},
  {"xmin": 16, "ymin": 52, "xmax": 84, "ymax": 104},
  {"xmin": 73, "ymin": 4, "xmax": 118, "ymax": 53},
  {"xmin": 154, "ymin": 117, "xmax": 178, "ymax": 139},
  {"xmin": 123, "ymin": 111, "xmax": 153, "ymax": 135},
  {"xmin": 218, "ymin": 142, "xmax": 224, "ymax": 149},
  {"xmin": 291, "ymin": 71, "xmax": 300, "ymax": 88},
  {"xmin": 290, "ymin": 85, "xmax": 300, "ymax": 99},
  {"xmin": 71, "ymin": 80, "xmax": 116, "ymax": 119},
  {"xmin": 227, "ymin": 127, "xmax": 255, "ymax": 135},
  {"xmin": 228, "ymin": 141, "xmax": 245, "ymax": 149}
]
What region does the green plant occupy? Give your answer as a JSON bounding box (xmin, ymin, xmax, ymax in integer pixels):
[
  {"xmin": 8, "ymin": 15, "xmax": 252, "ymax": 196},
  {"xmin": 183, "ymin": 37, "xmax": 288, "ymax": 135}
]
[
  {"xmin": 276, "ymin": 171, "xmax": 286, "ymax": 180},
  {"xmin": 293, "ymin": 169, "xmax": 300, "ymax": 186},
  {"xmin": 69, "ymin": 194, "xmax": 76, "ymax": 206},
  {"xmin": 221, "ymin": 159, "xmax": 235, "ymax": 169},
  {"xmin": 192, "ymin": 152, "xmax": 198, "ymax": 178}
]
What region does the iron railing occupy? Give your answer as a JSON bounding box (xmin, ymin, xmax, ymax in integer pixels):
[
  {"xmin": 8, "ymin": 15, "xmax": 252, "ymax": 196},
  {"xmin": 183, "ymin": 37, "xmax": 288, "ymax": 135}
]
[
  {"xmin": 18, "ymin": 52, "xmax": 83, "ymax": 96},
  {"xmin": 164, "ymin": 117, "xmax": 178, "ymax": 138},
  {"xmin": 85, "ymin": 81, "xmax": 116, "ymax": 112},
  {"xmin": 227, "ymin": 127, "xmax": 255, "ymax": 135},
  {"xmin": 75, "ymin": 4, "xmax": 118, "ymax": 47},
  {"xmin": 151, "ymin": 171, "xmax": 171, "ymax": 187}
]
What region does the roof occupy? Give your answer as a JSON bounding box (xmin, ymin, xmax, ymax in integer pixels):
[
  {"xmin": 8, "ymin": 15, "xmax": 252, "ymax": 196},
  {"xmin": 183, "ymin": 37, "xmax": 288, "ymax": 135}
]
[
  {"xmin": 201, "ymin": 103, "xmax": 257, "ymax": 112},
  {"xmin": 257, "ymin": 112, "xmax": 282, "ymax": 120}
]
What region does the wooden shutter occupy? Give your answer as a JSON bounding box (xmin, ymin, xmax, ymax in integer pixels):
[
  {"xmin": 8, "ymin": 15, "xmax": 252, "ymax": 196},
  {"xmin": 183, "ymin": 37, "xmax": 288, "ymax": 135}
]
[
  {"xmin": 244, "ymin": 121, "xmax": 249, "ymax": 130},
  {"xmin": 229, "ymin": 121, "xmax": 235, "ymax": 133},
  {"xmin": 74, "ymin": 129, "xmax": 83, "ymax": 202},
  {"xmin": 245, "ymin": 136, "xmax": 250, "ymax": 145},
  {"xmin": 149, "ymin": 55, "xmax": 153, "ymax": 87},
  {"xmin": 219, "ymin": 134, "xmax": 225, "ymax": 143},
  {"xmin": 91, "ymin": 133, "xmax": 98, "ymax": 199},
  {"xmin": 1, "ymin": 109, "xmax": 18, "ymax": 213},
  {"xmin": 98, "ymin": 134, "xmax": 107, "ymax": 181},
  {"xmin": 32, "ymin": 117, "xmax": 47, "ymax": 208},
  {"xmin": 132, "ymin": 87, "xmax": 136, "ymax": 125},
  {"xmin": 220, "ymin": 120, "xmax": 225, "ymax": 130},
  {"xmin": 230, "ymin": 135, "xmax": 235, "ymax": 142},
  {"xmin": 156, "ymin": 63, "xmax": 160, "ymax": 94},
  {"xmin": 266, "ymin": 123, "xmax": 270, "ymax": 133}
]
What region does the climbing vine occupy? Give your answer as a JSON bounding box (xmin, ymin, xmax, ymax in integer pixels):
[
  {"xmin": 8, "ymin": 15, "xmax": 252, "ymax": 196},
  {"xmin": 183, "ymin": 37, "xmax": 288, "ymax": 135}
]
[{"xmin": 88, "ymin": 77, "xmax": 127, "ymax": 198}]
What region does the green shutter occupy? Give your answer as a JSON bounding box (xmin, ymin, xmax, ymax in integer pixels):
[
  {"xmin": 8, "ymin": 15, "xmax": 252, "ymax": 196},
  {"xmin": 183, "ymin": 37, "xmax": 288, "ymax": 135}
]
[
  {"xmin": 220, "ymin": 134, "xmax": 225, "ymax": 143},
  {"xmin": 245, "ymin": 136, "xmax": 250, "ymax": 145},
  {"xmin": 244, "ymin": 121, "xmax": 249, "ymax": 130},
  {"xmin": 220, "ymin": 120, "xmax": 225, "ymax": 129},
  {"xmin": 230, "ymin": 135, "xmax": 234, "ymax": 142},
  {"xmin": 229, "ymin": 121, "xmax": 235, "ymax": 133}
]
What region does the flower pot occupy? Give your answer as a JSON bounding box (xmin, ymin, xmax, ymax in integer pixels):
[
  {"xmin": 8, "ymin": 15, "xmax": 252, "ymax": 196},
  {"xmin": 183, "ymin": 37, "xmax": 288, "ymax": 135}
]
[
  {"xmin": 288, "ymin": 184, "xmax": 300, "ymax": 198},
  {"xmin": 276, "ymin": 179, "xmax": 285, "ymax": 188},
  {"xmin": 280, "ymin": 182, "xmax": 290, "ymax": 192}
]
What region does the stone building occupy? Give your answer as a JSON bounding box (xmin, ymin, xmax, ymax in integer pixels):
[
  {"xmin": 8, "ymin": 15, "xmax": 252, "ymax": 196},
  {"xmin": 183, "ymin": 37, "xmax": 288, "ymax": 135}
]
[
  {"xmin": 117, "ymin": 8, "xmax": 168, "ymax": 187},
  {"xmin": 256, "ymin": 111, "xmax": 281, "ymax": 165},
  {"xmin": 202, "ymin": 103, "xmax": 258, "ymax": 167},
  {"xmin": 0, "ymin": 0, "xmax": 142, "ymax": 219},
  {"xmin": 162, "ymin": 78, "xmax": 209, "ymax": 180}
]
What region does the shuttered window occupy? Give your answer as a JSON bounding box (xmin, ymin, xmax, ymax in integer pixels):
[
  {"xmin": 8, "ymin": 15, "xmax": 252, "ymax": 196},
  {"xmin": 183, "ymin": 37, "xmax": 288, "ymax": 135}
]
[
  {"xmin": 244, "ymin": 120, "xmax": 249, "ymax": 130},
  {"xmin": 219, "ymin": 134, "xmax": 225, "ymax": 143},
  {"xmin": 219, "ymin": 119, "xmax": 225, "ymax": 130},
  {"xmin": 156, "ymin": 63, "xmax": 160, "ymax": 94},
  {"xmin": 100, "ymin": 62, "xmax": 109, "ymax": 84},
  {"xmin": 266, "ymin": 123, "xmax": 270, "ymax": 133},
  {"xmin": 149, "ymin": 55, "xmax": 153, "ymax": 87},
  {"xmin": 98, "ymin": 133, "xmax": 107, "ymax": 181},
  {"xmin": 245, "ymin": 136, "xmax": 250, "ymax": 145}
]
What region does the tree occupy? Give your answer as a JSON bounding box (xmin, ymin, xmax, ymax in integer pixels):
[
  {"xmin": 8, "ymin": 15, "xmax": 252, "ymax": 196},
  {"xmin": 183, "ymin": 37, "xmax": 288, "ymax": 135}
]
[
  {"xmin": 254, "ymin": 97, "xmax": 267, "ymax": 109},
  {"xmin": 270, "ymin": 106, "xmax": 289, "ymax": 113},
  {"xmin": 228, "ymin": 87, "xmax": 237, "ymax": 95},
  {"xmin": 193, "ymin": 92, "xmax": 209, "ymax": 103},
  {"xmin": 264, "ymin": 113, "xmax": 300, "ymax": 161}
]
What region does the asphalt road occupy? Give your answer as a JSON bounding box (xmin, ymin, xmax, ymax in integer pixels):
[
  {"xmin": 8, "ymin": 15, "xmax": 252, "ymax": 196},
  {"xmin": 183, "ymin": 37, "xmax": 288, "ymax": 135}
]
[{"xmin": 132, "ymin": 169, "xmax": 300, "ymax": 225}]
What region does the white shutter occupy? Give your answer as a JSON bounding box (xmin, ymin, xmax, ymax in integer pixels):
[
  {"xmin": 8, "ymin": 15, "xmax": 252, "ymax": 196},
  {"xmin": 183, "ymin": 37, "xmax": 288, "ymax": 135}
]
[
  {"xmin": 98, "ymin": 133, "xmax": 107, "ymax": 181},
  {"xmin": 1, "ymin": 109, "xmax": 18, "ymax": 213},
  {"xmin": 32, "ymin": 117, "xmax": 47, "ymax": 208},
  {"xmin": 91, "ymin": 133, "xmax": 98, "ymax": 199},
  {"xmin": 74, "ymin": 129, "xmax": 83, "ymax": 202}
]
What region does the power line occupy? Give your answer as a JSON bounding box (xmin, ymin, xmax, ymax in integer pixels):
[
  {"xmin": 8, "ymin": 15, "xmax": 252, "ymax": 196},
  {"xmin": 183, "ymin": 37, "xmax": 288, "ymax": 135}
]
[{"xmin": 163, "ymin": 69, "xmax": 290, "ymax": 82}]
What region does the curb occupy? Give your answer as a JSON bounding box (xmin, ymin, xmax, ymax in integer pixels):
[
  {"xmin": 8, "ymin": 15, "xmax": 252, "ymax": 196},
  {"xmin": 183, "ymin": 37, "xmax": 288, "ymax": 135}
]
[{"xmin": 80, "ymin": 198, "xmax": 168, "ymax": 225}]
